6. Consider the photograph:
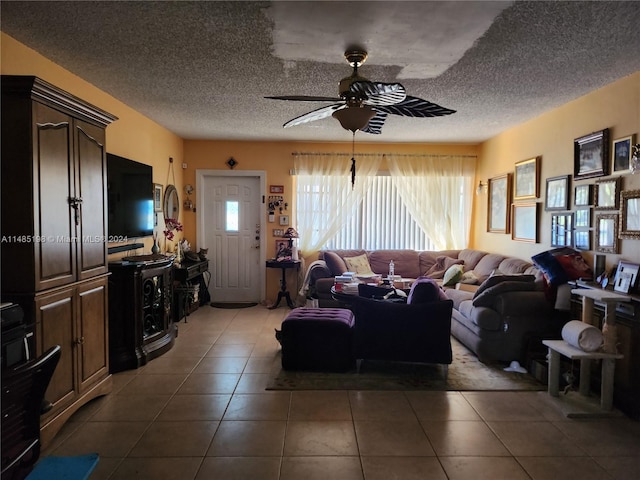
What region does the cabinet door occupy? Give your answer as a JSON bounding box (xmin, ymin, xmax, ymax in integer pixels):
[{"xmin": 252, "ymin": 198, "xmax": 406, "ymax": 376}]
[
  {"xmin": 35, "ymin": 286, "xmax": 77, "ymax": 413},
  {"xmin": 77, "ymin": 276, "xmax": 109, "ymax": 393},
  {"xmin": 75, "ymin": 120, "xmax": 108, "ymax": 280},
  {"xmin": 33, "ymin": 102, "xmax": 76, "ymax": 290}
]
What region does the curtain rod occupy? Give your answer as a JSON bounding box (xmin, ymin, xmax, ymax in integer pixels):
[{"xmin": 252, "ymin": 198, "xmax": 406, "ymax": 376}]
[{"xmin": 291, "ymin": 152, "xmax": 477, "ymax": 158}]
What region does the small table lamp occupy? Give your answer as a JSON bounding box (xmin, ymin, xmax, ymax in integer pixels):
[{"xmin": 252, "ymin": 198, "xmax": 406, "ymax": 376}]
[
  {"xmin": 283, "ymin": 227, "xmax": 299, "ymax": 260},
  {"xmin": 283, "ymin": 227, "xmax": 299, "ymax": 248}
]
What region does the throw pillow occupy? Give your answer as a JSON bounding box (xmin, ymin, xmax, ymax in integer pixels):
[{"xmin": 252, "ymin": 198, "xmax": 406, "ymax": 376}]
[
  {"xmin": 344, "ymin": 253, "xmax": 374, "ymax": 275},
  {"xmin": 424, "ymin": 256, "xmax": 463, "ymax": 279},
  {"xmin": 324, "ymin": 251, "xmax": 348, "ymax": 276},
  {"xmin": 442, "ymin": 264, "xmax": 464, "ymax": 286},
  {"xmin": 472, "ymin": 281, "xmax": 536, "ymax": 307},
  {"xmin": 556, "ymin": 253, "xmax": 593, "ymax": 280},
  {"xmin": 460, "ymin": 271, "xmax": 480, "ymax": 285},
  {"xmin": 407, "ymin": 277, "xmax": 448, "ymax": 304},
  {"xmin": 531, "ymin": 250, "xmax": 569, "ymax": 287}
]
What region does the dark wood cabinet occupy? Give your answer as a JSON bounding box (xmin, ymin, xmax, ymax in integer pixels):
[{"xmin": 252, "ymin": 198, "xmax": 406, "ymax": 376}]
[
  {"xmin": 569, "ymin": 283, "xmax": 640, "ymax": 419},
  {"xmin": 173, "ymin": 259, "xmax": 210, "ymax": 322},
  {"xmin": 1, "ymin": 76, "xmax": 117, "ymax": 447},
  {"xmin": 108, "ymin": 257, "xmax": 176, "ymax": 373}
]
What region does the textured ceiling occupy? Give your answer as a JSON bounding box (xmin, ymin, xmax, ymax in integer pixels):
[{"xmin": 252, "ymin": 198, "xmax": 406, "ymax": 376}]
[{"xmin": 1, "ymin": 1, "xmax": 639, "ymax": 143}]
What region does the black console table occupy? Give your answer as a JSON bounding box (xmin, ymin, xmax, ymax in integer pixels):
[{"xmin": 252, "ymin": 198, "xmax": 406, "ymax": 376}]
[
  {"xmin": 173, "ymin": 258, "xmax": 210, "ymax": 322},
  {"xmin": 266, "ymin": 259, "xmax": 300, "ymax": 309},
  {"xmin": 108, "ymin": 255, "xmax": 176, "ymax": 372}
]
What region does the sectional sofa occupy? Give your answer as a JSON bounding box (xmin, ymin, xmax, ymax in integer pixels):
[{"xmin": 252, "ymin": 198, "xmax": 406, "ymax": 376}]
[{"xmin": 307, "ymin": 248, "xmax": 559, "ymax": 364}]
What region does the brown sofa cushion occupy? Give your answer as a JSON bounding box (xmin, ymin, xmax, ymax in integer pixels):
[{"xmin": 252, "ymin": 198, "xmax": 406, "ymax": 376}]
[
  {"xmin": 424, "ymin": 255, "xmax": 463, "ymax": 279},
  {"xmin": 368, "ymin": 250, "xmax": 421, "ymax": 278},
  {"xmin": 324, "ymin": 251, "xmax": 347, "ymax": 276}
]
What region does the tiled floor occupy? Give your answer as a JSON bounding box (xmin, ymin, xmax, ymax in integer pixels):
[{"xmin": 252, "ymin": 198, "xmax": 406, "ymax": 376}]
[{"xmin": 43, "ymin": 305, "xmax": 640, "ymax": 479}]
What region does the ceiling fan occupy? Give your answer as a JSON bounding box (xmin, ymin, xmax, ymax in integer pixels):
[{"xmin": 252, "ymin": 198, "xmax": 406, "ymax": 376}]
[{"xmin": 266, "ymin": 49, "xmax": 456, "ymax": 134}]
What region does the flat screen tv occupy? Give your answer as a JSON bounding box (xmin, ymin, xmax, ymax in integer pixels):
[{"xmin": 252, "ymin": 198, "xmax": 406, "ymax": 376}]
[{"xmin": 107, "ymin": 153, "xmax": 154, "ymax": 239}]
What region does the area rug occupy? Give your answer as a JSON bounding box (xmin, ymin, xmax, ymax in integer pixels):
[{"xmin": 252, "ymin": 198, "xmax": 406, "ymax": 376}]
[
  {"xmin": 210, "ymin": 302, "xmax": 258, "ymax": 309},
  {"xmin": 266, "ymin": 338, "xmax": 544, "ymax": 391},
  {"xmin": 26, "ymin": 453, "xmax": 99, "ymax": 480}
]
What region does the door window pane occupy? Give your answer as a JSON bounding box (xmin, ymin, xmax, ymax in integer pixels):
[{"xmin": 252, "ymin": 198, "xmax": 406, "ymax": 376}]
[{"xmin": 226, "ymin": 201, "xmax": 239, "ymax": 231}]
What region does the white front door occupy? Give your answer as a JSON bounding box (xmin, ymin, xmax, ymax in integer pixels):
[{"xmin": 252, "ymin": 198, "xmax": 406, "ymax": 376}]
[{"xmin": 197, "ymin": 171, "xmax": 265, "ymax": 303}]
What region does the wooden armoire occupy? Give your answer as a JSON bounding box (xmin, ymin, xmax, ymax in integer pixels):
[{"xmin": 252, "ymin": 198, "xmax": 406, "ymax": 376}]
[{"xmin": 1, "ymin": 76, "xmax": 118, "ymax": 446}]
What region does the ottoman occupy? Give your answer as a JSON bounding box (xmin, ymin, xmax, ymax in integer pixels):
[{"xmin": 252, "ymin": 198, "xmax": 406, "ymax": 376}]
[{"xmin": 280, "ymin": 308, "xmax": 355, "ymax": 372}]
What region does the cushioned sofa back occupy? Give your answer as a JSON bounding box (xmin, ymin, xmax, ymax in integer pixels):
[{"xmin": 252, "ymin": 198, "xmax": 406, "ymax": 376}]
[
  {"xmin": 473, "ymin": 253, "xmax": 507, "ymax": 282},
  {"xmin": 418, "ymin": 250, "xmax": 460, "ymax": 276},
  {"xmin": 458, "ymin": 249, "xmax": 487, "ymax": 271},
  {"xmin": 368, "ymin": 250, "xmax": 421, "ymax": 278}
]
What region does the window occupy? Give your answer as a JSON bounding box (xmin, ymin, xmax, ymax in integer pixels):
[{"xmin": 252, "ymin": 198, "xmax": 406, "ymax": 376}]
[{"xmin": 225, "ymin": 200, "xmax": 239, "ymax": 232}]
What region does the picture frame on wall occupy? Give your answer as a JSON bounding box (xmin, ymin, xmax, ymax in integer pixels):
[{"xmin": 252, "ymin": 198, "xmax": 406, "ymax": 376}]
[
  {"xmin": 574, "ymin": 230, "xmax": 591, "ymax": 251},
  {"xmin": 612, "ymin": 135, "xmax": 635, "ymax": 175},
  {"xmin": 550, "ymin": 212, "xmax": 572, "ymax": 247},
  {"xmin": 279, "ymin": 215, "xmax": 290, "ymax": 226},
  {"xmin": 513, "ymin": 156, "xmax": 541, "ymax": 200},
  {"xmin": 574, "ymin": 184, "xmax": 593, "ymax": 207},
  {"xmin": 511, "ymin": 202, "xmax": 538, "ymax": 242},
  {"xmin": 153, "ymin": 183, "xmax": 163, "ymax": 212},
  {"xmin": 595, "ymin": 213, "xmax": 619, "ymax": 254},
  {"xmin": 574, "ymin": 128, "xmax": 609, "ymax": 180},
  {"xmin": 487, "ymin": 173, "xmax": 512, "ymax": 233},
  {"xmin": 594, "ymin": 177, "xmax": 620, "ymax": 210},
  {"xmin": 574, "ymin": 208, "xmax": 591, "ymax": 229},
  {"xmin": 545, "ymin": 175, "xmax": 570, "ymax": 211},
  {"xmin": 619, "ymin": 189, "xmax": 640, "ymax": 239}
]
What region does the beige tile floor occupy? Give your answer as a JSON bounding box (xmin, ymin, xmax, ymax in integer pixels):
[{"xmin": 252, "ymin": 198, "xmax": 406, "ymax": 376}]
[{"xmin": 42, "ymin": 305, "xmax": 640, "ymax": 480}]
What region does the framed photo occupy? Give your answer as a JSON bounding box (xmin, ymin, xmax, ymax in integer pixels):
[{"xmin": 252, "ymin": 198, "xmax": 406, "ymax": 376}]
[
  {"xmin": 279, "ymin": 215, "xmax": 289, "ymax": 226},
  {"xmin": 514, "ymin": 156, "xmax": 541, "ymax": 200},
  {"xmin": 545, "ymin": 175, "xmax": 570, "ymax": 211},
  {"xmin": 595, "ymin": 213, "xmax": 619, "ymax": 254},
  {"xmin": 612, "ymin": 135, "xmax": 635, "ymax": 175},
  {"xmin": 487, "ymin": 173, "xmax": 512, "ymax": 233},
  {"xmin": 153, "ymin": 183, "xmax": 163, "ymax": 211},
  {"xmin": 275, "ymin": 239, "xmax": 292, "ymax": 260},
  {"xmin": 270, "ymin": 185, "xmax": 284, "ymax": 194},
  {"xmin": 619, "ymin": 189, "xmax": 640, "ymax": 239},
  {"xmin": 574, "ymin": 128, "xmax": 609, "ymax": 180},
  {"xmin": 613, "ymin": 261, "xmax": 639, "ymax": 294},
  {"xmin": 511, "ymin": 202, "xmax": 538, "ymax": 242},
  {"xmin": 550, "ymin": 212, "xmax": 572, "ymax": 247},
  {"xmin": 594, "ymin": 177, "xmax": 620, "ymax": 210},
  {"xmin": 574, "ymin": 184, "xmax": 593, "ymax": 207},
  {"xmin": 574, "ymin": 230, "xmax": 591, "ymax": 251},
  {"xmin": 574, "ymin": 207, "xmax": 591, "ymax": 229}
]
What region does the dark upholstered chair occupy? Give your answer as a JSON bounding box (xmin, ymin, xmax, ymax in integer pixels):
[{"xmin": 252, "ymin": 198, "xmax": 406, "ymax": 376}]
[
  {"xmin": 1, "ymin": 345, "xmax": 61, "ymax": 480},
  {"xmin": 351, "ymin": 295, "xmax": 453, "ymax": 374}
]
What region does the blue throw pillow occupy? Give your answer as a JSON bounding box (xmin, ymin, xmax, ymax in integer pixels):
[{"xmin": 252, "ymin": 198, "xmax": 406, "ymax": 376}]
[{"xmin": 531, "ymin": 251, "xmax": 569, "ymax": 287}]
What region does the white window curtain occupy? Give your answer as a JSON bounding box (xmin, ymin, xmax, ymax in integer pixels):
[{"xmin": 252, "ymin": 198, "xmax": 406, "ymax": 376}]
[
  {"xmin": 293, "ymin": 153, "xmax": 382, "ymax": 256},
  {"xmin": 386, "ymin": 154, "xmax": 477, "ymax": 250}
]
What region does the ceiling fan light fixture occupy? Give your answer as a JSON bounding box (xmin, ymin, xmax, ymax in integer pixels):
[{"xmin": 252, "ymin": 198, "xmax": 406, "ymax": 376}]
[{"xmin": 332, "ymin": 106, "xmax": 376, "ymax": 132}]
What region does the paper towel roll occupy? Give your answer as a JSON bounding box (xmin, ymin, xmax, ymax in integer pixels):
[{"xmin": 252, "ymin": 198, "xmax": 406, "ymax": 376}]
[{"xmin": 561, "ymin": 320, "xmax": 604, "ymax": 352}]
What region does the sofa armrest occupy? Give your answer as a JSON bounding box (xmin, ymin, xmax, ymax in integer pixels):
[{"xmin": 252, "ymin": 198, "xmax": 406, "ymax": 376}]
[
  {"xmin": 493, "ymin": 291, "xmax": 552, "ymax": 316},
  {"xmin": 308, "ymin": 261, "xmax": 332, "ymax": 285}
]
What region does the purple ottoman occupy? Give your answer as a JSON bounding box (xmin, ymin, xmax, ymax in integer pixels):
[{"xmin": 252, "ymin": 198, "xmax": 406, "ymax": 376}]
[{"xmin": 281, "ymin": 308, "xmax": 355, "ymax": 372}]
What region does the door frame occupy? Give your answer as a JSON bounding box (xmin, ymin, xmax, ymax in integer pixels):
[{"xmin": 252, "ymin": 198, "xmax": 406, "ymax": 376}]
[{"xmin": 195, "ymin": 169, "xmax": 267, "ymax": 302}]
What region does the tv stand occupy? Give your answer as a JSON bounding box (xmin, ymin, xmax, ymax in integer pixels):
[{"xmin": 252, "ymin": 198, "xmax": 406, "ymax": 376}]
[
  {"xmin": 107, "ymin": 243, "xmax": 145, "ymax": 255},
  {"xmin": 108, "ymin": 257, "xmax": 176, "ymax": 372}
]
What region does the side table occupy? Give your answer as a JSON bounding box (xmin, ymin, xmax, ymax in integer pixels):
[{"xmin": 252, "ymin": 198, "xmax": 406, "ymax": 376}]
[
  {"xmin": 266, "ymin": 259, "xmax": 301, "ymax": 309},
  {"xmin": 543, "ymin": 340, "xmax": 623, "ymax": 411}
]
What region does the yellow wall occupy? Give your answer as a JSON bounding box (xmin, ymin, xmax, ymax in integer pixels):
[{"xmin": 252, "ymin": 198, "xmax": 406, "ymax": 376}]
[
  {"xmin": 1, "ymin": 33, "xmax": 184, "ymax": 255},
  {"xmin": 474, "ymin": 72, "xmax": 640, "ymax": 273}
]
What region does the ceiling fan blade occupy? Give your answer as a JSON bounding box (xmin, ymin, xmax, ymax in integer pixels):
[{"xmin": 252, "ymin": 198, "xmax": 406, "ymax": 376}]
[
  {"xmin": 376, "ymin": 96, "xmax": 456, "ymax": 117},
  {"xmin": 359, "ymin": 111, "xmax": 388, "ymax": 135},
  {"xmin": 283, "ymin": 103, "xmax": 345, "ymax": 128},
  {"xmin": 350, "ymin": 81, "xmax": 406, "ymax": 106},
  {"xmin": 265, "ymin": 95, "xmax": 342, "ymax": 102}
]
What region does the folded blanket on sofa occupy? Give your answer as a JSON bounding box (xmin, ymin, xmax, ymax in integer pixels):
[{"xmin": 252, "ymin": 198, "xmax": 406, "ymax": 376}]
[
  {"xmin": 561, "ymin": 320, "xmax": 603, "ymax": 352},
  {"xmin": 424, "ymin": 256, "xmax": 463, "ymax": 278}
]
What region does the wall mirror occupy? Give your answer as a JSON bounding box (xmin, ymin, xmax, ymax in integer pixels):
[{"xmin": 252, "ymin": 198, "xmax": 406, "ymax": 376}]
[
  {"xmin": 163, "ymin": 184, "xmax": 180, "ymax": 221},
  {"xmin": 620, "ymin": 189, "xmax": 640, "ymax": 239},
  {"xmin": 595, "ymin": 213, "xmax": 619, "ymax": 254}
]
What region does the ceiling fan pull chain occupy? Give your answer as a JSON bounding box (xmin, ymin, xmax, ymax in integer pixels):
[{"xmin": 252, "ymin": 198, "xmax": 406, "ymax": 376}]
[{"xmin": 351, "ymin": 131, "xmax": 356, "ymax": 189}]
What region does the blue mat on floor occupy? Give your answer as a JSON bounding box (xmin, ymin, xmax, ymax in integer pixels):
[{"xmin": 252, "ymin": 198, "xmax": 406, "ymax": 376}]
[{"xmin": 26, "ymin": 453, "xmax": 99, "ymax": 480}]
